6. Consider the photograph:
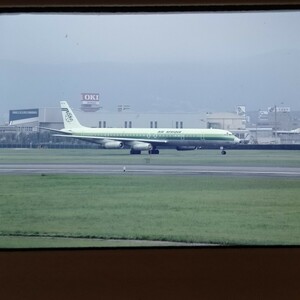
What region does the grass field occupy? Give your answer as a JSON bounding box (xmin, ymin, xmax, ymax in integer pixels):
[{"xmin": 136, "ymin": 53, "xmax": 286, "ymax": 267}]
[{"xmin": 0, "ymin": 174, "xmax": 299, "ymax": 247}]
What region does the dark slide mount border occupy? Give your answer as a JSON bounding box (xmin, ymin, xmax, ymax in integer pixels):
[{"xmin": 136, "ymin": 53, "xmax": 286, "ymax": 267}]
[{"xmin": 1, "ymin": 1, "xmax": 300, "ymax": 299}]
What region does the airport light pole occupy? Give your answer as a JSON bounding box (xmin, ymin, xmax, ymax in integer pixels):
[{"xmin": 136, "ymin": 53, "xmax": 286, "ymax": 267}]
[
  {"xmin": 200, "ymin": 119, "xmax": 206, "ymax": 128},
  {"xmin": 274, "ymin": 105, "xmax": 277, "ymax": 144}
]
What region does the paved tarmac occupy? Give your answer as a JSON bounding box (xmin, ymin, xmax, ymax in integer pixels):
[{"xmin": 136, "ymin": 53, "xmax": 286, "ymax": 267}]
[{"xmin": 1, "ymin": 163, "xmax": 300, "ymax": 177}]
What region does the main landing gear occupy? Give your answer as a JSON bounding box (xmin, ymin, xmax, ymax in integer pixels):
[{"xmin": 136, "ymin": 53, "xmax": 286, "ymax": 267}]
[
  {"xmin": 148, "ymin": 149, "xmax": 159, "ymax": 155},
  {"xmin": 129, "ymin": 149, "xmax": 159, "ymax": 155}
]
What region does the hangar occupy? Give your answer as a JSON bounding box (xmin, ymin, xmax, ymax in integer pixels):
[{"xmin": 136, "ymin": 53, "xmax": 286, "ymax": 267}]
[
  {"xmin": 8, "ymin": 106, "xmax": 208, "ymax": 130},
  {"xmin": 8, "ymin": 105, "xmax": 245, "ymax": 131}
]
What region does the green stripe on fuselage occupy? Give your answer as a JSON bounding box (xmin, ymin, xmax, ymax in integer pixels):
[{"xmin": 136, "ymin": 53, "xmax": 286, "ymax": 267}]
[{"xmin": 71, "ymin": 129, "xmax": 235, "ymax": 143}]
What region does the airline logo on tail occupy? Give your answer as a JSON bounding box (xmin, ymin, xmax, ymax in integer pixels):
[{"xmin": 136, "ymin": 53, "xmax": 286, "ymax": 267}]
[{"xmin": 62, "ymin": 108, "xmax": 73, "ymax": 123}]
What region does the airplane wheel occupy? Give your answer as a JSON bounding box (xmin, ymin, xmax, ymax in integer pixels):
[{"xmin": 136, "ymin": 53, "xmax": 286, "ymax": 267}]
[{"xmin": 149, "ymin": 149, "xmax": 160, "ymax": 155}]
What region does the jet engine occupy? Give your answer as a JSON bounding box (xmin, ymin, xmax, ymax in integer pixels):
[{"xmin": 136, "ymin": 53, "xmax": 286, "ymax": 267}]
[
  {"xmin": 131, "ymin": 142, "xmax": 152, "ymax": 151},
  {"xmin": 102, "ymin": 141, "xmax": 124, "ymax": 149}
]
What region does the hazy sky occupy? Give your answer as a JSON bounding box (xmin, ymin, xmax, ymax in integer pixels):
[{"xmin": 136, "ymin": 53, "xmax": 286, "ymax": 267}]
[
  {"xmin": 1, "ymin": 11, "xmax": 300, "ymax": 119},
  {"xmin": 2, "ymin": 12, "xmax": 300, "ymax": 64}
]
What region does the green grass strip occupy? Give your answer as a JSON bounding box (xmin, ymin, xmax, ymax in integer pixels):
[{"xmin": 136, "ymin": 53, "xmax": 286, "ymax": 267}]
[{"xmin": 0, "ymin": 174, "xmax": 299, "ymax": 247}]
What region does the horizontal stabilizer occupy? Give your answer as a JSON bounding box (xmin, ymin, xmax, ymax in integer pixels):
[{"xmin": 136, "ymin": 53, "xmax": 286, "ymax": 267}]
[{"xmin": 39, "ymin": 127, "xmax": 72, "ymax": 134}]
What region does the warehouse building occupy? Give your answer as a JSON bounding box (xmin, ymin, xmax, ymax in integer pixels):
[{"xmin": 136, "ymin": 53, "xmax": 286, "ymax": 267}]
[{"xmin": 8, "ymin": 106, "xmax": 208, "ymax": 130}]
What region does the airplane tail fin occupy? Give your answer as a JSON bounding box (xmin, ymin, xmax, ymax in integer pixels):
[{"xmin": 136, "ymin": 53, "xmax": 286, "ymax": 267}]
[{"xmin": 60, "ymin": 101, "xmax": 83, "ymax": 129}]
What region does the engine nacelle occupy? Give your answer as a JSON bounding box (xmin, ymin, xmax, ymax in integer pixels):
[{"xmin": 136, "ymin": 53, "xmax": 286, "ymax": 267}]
[
  {"xmin": 131, "ymin": 142, "xmax": 152, "ymax": 151},
  {"xmin": 102, "ymin": 141, "xmax": 124, "ymax": 149},
  {"xmin": 176, "ymin": 146, "xmax": 196, "ymax": 151}
]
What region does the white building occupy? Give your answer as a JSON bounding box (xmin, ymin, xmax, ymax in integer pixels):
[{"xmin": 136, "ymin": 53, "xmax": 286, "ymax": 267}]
[
  {"xmin": 8, "ymin": 106, "xmax": 249, "ymax": 132},
  {"xmin": 206, "ymin": 112, "xmax": 246, "ymax": 131},
  {"xmin": 9, "ymin": 106, "xmax": 208, "ymax": 130}
]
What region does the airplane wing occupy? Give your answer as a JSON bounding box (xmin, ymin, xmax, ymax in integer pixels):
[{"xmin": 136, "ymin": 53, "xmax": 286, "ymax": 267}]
[
  {"xmin": 39, "ymin": 127, "xmax": 72, "ymax": 135},
  {"xmin": 52, "ymin": 134, "xmax": 168, "ymax": 145}
]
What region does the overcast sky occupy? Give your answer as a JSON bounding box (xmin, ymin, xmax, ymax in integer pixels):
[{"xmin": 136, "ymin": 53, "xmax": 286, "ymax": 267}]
[{"xmin": 1, "ymin": 11, "xmax": 300, "ymax": 119}]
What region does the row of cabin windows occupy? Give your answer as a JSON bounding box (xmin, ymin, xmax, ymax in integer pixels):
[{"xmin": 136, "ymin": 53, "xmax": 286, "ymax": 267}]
[
  {"xmin": 93, "ymin": 132, "xmax": 205, "ymax": 139},
  {"xmin": 99, "ymin": 121, "xmax": 184, "ymax": 129}
]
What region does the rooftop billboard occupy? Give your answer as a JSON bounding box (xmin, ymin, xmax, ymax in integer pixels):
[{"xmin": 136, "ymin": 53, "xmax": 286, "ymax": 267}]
[
  {"xmin": 81, "ymin": 93, "xmax": 100, "ymax": 112},
  {"xmin": 9, "ymin": 109, "xmax": 39, "ymax": 125}
]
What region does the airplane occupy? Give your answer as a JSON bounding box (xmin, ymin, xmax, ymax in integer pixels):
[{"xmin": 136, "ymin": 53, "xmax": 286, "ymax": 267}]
[{"xmin": 41, "ymin": 101, "xmax": 241, "ymax": 155}]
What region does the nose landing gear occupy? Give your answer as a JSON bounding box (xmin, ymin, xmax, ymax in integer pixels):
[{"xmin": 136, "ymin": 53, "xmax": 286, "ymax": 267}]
[{"xmin": 220, "ymin": 147, "xmax": 226, "ymax": 155}]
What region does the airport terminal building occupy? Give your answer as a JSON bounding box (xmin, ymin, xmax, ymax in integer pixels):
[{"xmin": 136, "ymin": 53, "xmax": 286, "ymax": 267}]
[{"xmin": 7, "ymin": 105, "xmax": 247, "ymax": 131}]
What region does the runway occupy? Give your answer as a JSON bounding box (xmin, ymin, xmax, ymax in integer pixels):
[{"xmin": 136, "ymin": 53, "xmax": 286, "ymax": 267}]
[{"xmin": 1, "ymin": 163, "xmax": 300, "ymax": 177}]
